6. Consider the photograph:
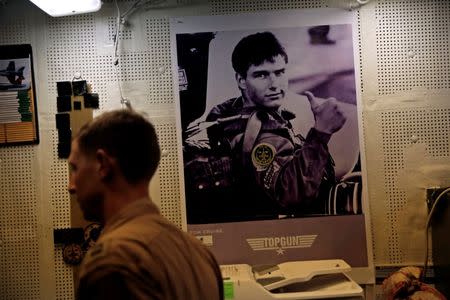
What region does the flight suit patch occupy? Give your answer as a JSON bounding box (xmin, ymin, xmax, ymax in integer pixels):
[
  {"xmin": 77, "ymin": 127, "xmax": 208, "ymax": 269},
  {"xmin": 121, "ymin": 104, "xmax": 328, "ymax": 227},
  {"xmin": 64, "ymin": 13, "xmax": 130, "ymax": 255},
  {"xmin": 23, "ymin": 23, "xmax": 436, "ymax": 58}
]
[
  {"xmin": 252, "ymin": 143, "xmax": 275, "ymax": 171},
  {"xmin": 263, "ymin": 161, "xmax": 280, "ymax": 190}
]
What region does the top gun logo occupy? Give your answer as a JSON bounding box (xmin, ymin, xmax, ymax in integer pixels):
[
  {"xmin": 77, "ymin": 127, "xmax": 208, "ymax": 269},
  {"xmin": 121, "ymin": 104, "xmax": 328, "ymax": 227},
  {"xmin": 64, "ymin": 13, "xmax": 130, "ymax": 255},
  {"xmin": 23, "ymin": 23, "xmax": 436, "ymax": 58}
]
[{"xmin": 246, "ymin": 235, "xmax": 317, "ymax": 255}]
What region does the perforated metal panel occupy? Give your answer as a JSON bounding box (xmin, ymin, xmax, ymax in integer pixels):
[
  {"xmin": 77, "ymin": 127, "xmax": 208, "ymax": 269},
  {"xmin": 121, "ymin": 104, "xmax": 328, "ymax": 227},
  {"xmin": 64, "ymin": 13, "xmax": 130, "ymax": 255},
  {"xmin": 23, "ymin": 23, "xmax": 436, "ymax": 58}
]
[
  {"xmin": 0, "ymin": 19, "xmax": 29, "ymax": 45},
  {"xmin": 46, "ymin": 13, "xmax": 113, "ymax": 109},
  {"xmin": 367, "ymin": 105, "xmax": 450, "ymax": 265},
  {"xmin": 108, "ymin": 17, "xmax": 133, "ymax": 41},
  {"xmin": 211, "ymin": 0, "xmax": 326, "ymax": 14},
  {"xmin": 145, "ymin": 17, "xmax": 174, "ymax": 105},
  {"xmin": 0, "ymin": 146, "xmax": 40, "ymax": 300},
  {"xmin": 381, "ymin": 109, "xmax": 449, "ymax": 158},
  {"xmin": 356, "ymin": 11, "xmax": 363, "ymax": 93},
  {"xmin": 155, "ymin": 121, "xmax": 183, "ymax": 226},
  {"xmin": 375, "ymin": 0, "xmax": 450, "ymax": 94},
  {"xmin": 47, "ymin": 15, "xmax": 97, "ymax": 81},
  {"xmin": 363, "ymin": 0, "xmax": 450, "ymax": 267},
  {"xmin": 50, "ymin": 130, "xmax": 71, "ymax": 229},
  {"xmin": 54, "ymin": 246, "xmax": 74, "ymax": 300}
]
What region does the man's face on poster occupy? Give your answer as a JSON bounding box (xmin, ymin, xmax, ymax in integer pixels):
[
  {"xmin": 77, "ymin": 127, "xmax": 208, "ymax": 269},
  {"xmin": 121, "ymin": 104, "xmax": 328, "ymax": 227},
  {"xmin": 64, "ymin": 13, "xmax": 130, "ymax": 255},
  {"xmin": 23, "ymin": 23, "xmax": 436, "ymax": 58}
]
[{"xmin": 237, "ymin": 54, "xmax": 288, "ymax": 110}]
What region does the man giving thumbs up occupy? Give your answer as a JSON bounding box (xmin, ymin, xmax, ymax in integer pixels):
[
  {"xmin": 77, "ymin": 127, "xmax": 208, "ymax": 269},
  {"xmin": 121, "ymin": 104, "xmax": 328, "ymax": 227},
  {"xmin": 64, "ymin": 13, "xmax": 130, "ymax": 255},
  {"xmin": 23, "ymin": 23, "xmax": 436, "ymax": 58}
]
[{"xmin": 206, "ymin": 31, "xmax": 347, "ymax": 219}]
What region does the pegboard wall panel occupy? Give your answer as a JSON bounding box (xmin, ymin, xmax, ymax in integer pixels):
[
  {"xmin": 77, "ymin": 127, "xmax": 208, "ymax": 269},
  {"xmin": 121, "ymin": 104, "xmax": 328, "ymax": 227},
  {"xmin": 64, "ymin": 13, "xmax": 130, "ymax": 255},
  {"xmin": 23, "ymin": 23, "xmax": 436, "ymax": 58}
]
[
  {"xmin": 145, "ymin": 17, "xmax": 174, "ymax": 105},
  {"xmin": 361, "ymin": 110, "xmax": 378, "ymax": 261},
  {"xmin": 356, "ymin": 11, "xmax": 364, "ymax": 94},
  {"xmin": 375, "ymin": 0, "xmax": 450, "ymax": 94},
  {"xmin": 54, "ymin": 246, "xmax": 74, "ymax": 300},
  {"xmin": 146, "ymin": 17, "xmax": 170, "ymax": 52},
  {"xmin": 377, "ymin": 107, "xmax": 450, "ymax": 264},
  {"xmin": 211, "ymin": 0, "xmax": 326, "ymax": 14},
  {"xmin": 114, "ymin": 52, "xmax": 163, "ymax": 81},
  {"xmin": 95, "ymin": 16, "xmax": 173, "ymax": 107},
  {"xmin": 50, "ymin": 130, "xmax": 71, "ymax": 229},
  {"xmin": 47, "ymin": 15, "xmax": 96, "ymax": 49},
  {"xmin": 109, "ymin": 17, "xmax": 171, "ymax": 78},
  {"xmin": 108, "ymin": 16, "xmax": 133, "ymax": 41},
  {"xmin": 0, "ymin": 146, "xmax": 40, "ymax": 300},
  {"xmin": 147, "ymin": 68, "xmax": 174, "ymax": 105},
  {"xmin": 155, "ymin": 121, "xmax": 183, "ymax": 228},
  {"xmin": 46, "ymin": 14, "xmax": 114, "ymax": 102},
  {"xmin": 0, "ymin": 18, "xmax": 29, "ymax": 45}
]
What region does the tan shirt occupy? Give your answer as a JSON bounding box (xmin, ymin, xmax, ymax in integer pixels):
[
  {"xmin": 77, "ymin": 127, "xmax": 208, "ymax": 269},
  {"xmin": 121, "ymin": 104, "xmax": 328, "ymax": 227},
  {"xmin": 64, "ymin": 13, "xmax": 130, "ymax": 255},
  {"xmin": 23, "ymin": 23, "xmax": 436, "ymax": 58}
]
[{"xmin": 77, "ymin": 198, "xmax": 223, "ymax": 300}]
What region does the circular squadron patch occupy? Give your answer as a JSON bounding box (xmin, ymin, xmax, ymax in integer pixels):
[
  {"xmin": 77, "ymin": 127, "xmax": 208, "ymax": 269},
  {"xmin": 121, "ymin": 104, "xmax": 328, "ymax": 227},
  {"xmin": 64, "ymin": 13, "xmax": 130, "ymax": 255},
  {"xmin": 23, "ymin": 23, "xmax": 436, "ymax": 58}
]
[{"xmin": 252, "ymin": 143, "xmax": 276, "ymax": 171}]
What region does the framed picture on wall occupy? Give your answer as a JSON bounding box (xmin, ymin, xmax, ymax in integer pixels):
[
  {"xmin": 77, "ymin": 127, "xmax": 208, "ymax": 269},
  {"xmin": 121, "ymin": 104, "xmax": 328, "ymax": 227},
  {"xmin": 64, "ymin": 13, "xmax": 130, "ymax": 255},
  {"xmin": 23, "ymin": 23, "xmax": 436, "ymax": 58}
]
[
  {"xmin": 171, "ymin": 8, "xmax": 373, "ymax": 283},
  {"xmin": 0, "ymin": 44, "xmax": 39, "ymax": 146}
]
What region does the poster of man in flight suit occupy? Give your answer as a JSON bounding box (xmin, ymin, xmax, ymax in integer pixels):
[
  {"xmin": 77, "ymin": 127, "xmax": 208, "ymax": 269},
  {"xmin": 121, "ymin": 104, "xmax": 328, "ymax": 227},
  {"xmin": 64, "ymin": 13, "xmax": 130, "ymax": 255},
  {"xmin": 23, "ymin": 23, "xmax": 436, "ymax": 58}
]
[{"xmin": 171, "ymin": 9, "xmax": 373, "ymax": 282}]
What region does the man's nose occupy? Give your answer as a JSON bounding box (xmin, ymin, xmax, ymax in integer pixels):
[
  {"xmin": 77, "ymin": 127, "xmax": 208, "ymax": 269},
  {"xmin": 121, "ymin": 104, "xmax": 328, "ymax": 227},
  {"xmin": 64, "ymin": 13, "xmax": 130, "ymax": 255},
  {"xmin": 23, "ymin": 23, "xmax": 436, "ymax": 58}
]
[{"xmin": 268, "ymin": 73, "xmax": 281, "ymax": 89}]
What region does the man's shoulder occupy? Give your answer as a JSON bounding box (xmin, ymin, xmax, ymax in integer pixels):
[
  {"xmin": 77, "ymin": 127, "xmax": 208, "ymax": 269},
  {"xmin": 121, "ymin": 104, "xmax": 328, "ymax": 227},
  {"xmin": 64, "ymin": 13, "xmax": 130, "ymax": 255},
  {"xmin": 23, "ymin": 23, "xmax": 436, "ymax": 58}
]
[
  {"xmin": 80, "ymin": 216, "xmax": 159, "ymax": 266},
  {"xmin": 82, "ymin": 233, "xmax": 138, "ymax": 264},
  {"xmin": 79, "ymin": 238, "xmax": 123, "ymax": 278},
  {"xmin": 207, "ymin": 97, "xmax": 243, "ymax": 119},
  {"xmin": 92, "ymin": 215, "xmax": 203, "ymax": 257}
]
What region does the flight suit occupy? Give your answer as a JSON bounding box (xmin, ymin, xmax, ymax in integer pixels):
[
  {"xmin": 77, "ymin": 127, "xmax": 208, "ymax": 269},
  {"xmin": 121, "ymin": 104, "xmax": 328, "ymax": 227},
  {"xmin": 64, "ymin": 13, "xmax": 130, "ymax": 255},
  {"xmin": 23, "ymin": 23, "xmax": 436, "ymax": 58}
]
[
  {"xmin": 206, "ymin": 96, "xmax": 335, "ymax": 216},
  {"xmin": 77, "ymin": 198, "xmax": 223, "ymax": 300}
]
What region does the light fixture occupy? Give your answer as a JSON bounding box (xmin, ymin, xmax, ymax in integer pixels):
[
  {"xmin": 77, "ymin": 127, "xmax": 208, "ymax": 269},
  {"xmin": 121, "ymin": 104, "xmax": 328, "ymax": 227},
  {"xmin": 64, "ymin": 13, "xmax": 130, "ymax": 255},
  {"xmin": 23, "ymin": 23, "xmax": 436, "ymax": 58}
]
[{"xmin": 29, "ymin": 0, "xmax": 102, "ymax": 17}]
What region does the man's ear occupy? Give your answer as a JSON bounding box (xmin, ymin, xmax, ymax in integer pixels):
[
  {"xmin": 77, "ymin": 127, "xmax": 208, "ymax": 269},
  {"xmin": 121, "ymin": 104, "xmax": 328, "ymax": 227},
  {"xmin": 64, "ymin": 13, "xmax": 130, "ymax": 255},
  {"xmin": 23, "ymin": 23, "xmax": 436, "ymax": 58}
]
[
  {"xmin": 236, "ymin": 72, "xmax": 247, "ymax": 90},
  {"xmin": 95, "ymin": 149, "xmax": 114, "ymax": 181}
]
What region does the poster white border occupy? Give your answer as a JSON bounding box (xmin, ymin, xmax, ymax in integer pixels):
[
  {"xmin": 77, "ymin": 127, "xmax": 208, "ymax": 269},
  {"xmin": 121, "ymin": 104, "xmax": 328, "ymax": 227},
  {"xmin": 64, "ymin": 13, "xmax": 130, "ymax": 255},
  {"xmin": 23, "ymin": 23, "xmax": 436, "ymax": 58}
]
[{"xmin": 170, "ymin": 8, "xmax": 374, "ymax": 284}]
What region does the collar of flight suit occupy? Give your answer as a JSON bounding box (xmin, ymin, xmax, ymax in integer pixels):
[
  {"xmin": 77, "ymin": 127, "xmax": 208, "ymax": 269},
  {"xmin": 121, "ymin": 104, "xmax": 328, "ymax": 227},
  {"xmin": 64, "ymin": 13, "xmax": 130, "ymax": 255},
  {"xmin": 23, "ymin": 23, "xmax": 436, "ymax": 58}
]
[
  {"xmin": 230, "ymin": 96, "xmax": 297, "ymax": 121},
  {"xmin": 102, "ymin": 197, "xmax": 160, "ymax": 235}
]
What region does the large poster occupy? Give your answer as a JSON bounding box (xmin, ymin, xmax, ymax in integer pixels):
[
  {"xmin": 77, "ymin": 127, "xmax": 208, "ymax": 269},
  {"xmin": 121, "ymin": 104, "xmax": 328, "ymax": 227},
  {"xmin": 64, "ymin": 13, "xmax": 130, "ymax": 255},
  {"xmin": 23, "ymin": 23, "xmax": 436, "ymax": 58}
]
[{"xmin": 171, "ymin": 9, "xmax": 373, "ymax": 283}]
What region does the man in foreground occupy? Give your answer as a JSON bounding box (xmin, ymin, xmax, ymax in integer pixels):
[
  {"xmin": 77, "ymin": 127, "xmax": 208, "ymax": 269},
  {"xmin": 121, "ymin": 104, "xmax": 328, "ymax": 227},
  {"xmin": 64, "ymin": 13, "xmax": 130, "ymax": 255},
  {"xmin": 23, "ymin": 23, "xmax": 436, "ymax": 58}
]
[{"xmin": 68, "ymin": 109, "xmax": 223, "ymax": 299}]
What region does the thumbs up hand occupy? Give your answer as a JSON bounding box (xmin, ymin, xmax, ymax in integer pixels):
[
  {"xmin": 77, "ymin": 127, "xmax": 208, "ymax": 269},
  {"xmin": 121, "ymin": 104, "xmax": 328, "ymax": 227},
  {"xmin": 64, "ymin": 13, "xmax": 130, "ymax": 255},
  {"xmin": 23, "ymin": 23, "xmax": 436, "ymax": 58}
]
[{"xmin": 302, "ymin": 91, "xmax": 346, "ymax": 135}]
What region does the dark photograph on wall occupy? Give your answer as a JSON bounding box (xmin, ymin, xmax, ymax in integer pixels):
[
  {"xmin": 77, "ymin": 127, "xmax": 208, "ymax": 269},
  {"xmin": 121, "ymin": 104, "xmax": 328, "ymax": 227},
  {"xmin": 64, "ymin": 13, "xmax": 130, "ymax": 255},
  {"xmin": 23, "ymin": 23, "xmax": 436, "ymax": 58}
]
[
  {"xmin": 176, "ymin": 24, "xmax": 362, "ymax": 225},
  {"xmin": 0, "ymin": 44, "xmax": 39, "ymax": 146}
]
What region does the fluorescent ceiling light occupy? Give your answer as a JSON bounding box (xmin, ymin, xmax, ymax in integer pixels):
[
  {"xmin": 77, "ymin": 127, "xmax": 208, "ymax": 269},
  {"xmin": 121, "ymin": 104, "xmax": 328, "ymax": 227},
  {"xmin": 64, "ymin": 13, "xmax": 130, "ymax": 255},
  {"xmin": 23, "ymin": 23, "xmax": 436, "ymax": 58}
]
[{"xmin": 29, "ymin": 0, "xmax": 102, "ymax": 17}]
